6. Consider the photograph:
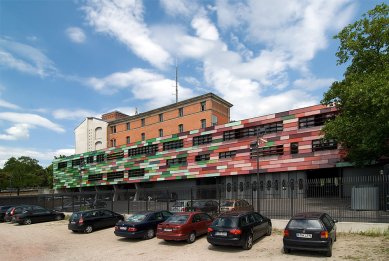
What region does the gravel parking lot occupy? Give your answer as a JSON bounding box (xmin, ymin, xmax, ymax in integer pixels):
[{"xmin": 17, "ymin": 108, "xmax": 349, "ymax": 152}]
[{"xmin": 0, "ymin": 220, "xmax": 388, "ymax": 261}]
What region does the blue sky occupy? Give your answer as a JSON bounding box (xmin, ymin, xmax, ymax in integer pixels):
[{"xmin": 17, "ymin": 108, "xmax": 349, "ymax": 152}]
[{"xmin": 0, "ymin": 0, "xmax": 383, "ymax": 167}]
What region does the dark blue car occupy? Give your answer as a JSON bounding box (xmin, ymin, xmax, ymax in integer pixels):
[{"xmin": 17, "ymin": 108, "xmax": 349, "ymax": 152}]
[{"xmin": 114, "ymin": 210, "xmax": 173, "ymax": 240}]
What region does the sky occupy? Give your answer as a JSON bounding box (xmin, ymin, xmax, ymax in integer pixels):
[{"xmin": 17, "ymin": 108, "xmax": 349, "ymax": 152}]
[{"xmin": 0, "ymin": 0, "xmax": 383, "ymax": 168}]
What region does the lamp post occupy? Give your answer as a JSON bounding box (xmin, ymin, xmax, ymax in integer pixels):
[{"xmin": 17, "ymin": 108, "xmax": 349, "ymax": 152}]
[{"xmin": 256, "ymin": 127, "xmax": 267, "ymax": 212}]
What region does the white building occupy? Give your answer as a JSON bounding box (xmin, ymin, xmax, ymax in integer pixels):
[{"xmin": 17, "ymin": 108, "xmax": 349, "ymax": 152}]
[{"xmin": 75, "ymin": 117, "xmax": 108, "ymax": 154}]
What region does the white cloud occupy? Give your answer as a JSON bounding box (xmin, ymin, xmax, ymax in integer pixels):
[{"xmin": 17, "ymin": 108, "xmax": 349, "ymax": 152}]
[
  {"xmin": 160, "ymin": 0, "xmax": 199, "ymax": 17},
  {"xmin": 87, "ymin": 68, "xmax": 195, "ymax": 109},
  {"xmin": 52, "ymin": 109, "xmax": 99, "ymax": 120},
  {"xmin": 191, "ymin": 15, "xmax": 220, "ymax": 41},
  {"xmin": 0, "ymin": 124, "xmax": 30, "ymax": 141},
  {"xmin": 66, "ymin": 27, "xmax": 86, "ymax": 43},
  {"xmin": 293, "ymin": 77, "xmax": 336, "ymax": 90},
  {"xmin": 82, "ymin": 0, "xmax": 170, "ymax": 69},
  {"xmin": 0, "ymin": 112, "xmax": 65, "ymax": 133},
  {"xmin": 0, "ymin": 146, "xmax": 75, "ymax": 168},
  {"xmin": 0, "ymin": 99, "xmax": 20, "ymax": 110},
  {"xmin": 0, "ymin": 37, "xmax": 57, "ymax": 77}
]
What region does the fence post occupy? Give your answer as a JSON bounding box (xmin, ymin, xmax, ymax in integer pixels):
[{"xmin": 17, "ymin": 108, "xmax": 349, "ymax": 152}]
[
  {"xmin": 290, "ymin": 179, "xmax": 294, "ymax": 217},
  {"xmin": 127, "ymin": 189, "xmax": 130, "ymax": 214},
  {"xmin": 52, "ymin": 191, "xmax": 55, "ymax": 209}
]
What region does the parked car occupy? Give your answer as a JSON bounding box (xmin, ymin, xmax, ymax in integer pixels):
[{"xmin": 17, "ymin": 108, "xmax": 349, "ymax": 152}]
[
  {"xmin": 170, "ymin": 200, "xmax": 193, "ymax": 212},
  {"xmin": 207, "ymin": 211, "xmax": 272, "ymax": 250},
  {"xmin": 14, "ymin": 206, "xmax": 65, "ymax": 225},
  {"xmin": 4, "ymin": 205, "xmax": 35, "ymax": 222},
  {"xmin": 68, "ymin": 209, "xmax": 124, "ymax": 233},
  {"xmin": 283, "ymin": 212, "xmax": 337, "ymax": 257},
  {"xmin": 219, "ymin": 199, "xmax": 254, "ymax": 213},
  {"xmin": 114, "ymin": 210, "xmax": 173, "ymax": 239},
  {"xmin": 188, "ymin": 200, "xmax": 219, "ymax": 216},
  {"xmin": 157, "ymin": 212, "xmax": 213, "ymax": 243},
  {"xmin": 0, "ymin": 205, "xmax": 15, "ymax": 222}
]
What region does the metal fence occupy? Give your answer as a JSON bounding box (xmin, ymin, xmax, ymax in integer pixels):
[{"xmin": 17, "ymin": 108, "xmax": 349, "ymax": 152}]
[{"xmin": 1, "ymin": 175, "xmax": 388, "ymax": 223}]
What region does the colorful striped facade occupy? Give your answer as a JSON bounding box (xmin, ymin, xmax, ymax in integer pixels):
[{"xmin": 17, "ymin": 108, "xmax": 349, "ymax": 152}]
[{"xmin": 53, "ymin": 104, "xmax": 341, "ymax": 190}]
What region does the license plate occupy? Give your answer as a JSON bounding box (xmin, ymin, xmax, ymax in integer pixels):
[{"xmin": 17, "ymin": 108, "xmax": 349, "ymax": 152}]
[
  {"xmin": 120, "ymin": 227, "xmax": 127, "ymax": 230},
  {"xmin": 71, "ymin": 221, "xmax": 76, "ymax": 224},
  {"xmin": 164, "ymin": 228, "xmax": 172, "ymax": 232},
  {"xmin": 296, "ymin": 233, "xmax": 312, "ymax": 238},
  {"xmin": 215, "ymin": 231, "xmax": 227, "ymax": 236}
]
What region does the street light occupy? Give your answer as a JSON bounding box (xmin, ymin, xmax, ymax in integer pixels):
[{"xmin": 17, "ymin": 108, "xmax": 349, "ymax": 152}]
[{"xmin": 256, "ymin": 127, "xmax": 267, "ymax": 212}]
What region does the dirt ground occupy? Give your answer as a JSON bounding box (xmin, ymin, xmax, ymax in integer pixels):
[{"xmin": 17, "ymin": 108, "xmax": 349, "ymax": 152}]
[{"xmin": 0, "ymin": 220, "xmax": 388, "ymax": 261}]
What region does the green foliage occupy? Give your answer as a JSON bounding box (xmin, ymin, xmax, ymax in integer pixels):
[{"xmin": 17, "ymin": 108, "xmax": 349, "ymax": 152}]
[{"xmin": 322, "ymin": 3, "xmax": 389, "ymax": 165}]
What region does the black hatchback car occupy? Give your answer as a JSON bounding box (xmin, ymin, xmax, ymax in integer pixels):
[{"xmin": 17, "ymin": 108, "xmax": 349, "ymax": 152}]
[
  {"xmin": 207, "ymin": 211, "xmax": 272, "ymax": 250},
  {"xmin": 283, "ymin": 212, "xmax": 337, "ymax": 257},
  {"xmin": 114, "ymin": 210, "xmax": 173, "ymax": 239},
  {"xmin": 14, "ymin": 206, "xmax": 65, "ymax": 225},
  {"xmin": 4, "ymin": 205, "xmax": 35, "ymax": 222},
  {"xmin": 68, "ymin": 209, "xmax": 124, "ymax": 233},
  {"xmin": 0, "ymin": 205, "xmax": 15, "ymax": 222}
]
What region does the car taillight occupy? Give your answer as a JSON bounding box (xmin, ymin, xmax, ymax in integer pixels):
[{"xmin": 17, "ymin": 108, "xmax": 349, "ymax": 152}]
[
  {"xmin": 79, "ymin": 217, "xmax": 84, "ymax": 225},
  {"xmin": 283, "ymin": 229, "xmax": 289, "ymax": 237},
  {"xmin": 10, "ymin": 209, "xmax": 15, "ymax": 215},
  {"xmin": 230, "ymin": 229, "xmax": 242, "ymax": 235},
  {"xmin": 208, "ymin": 227, "xmax": 213, "ymax": 233},
  {"xmin": 127, "ymin": 227, "xmax": 137, "ymax": 232},
  {"xmin": 320, "ymin": 231, "xmax": 329, "ymax": 239}
]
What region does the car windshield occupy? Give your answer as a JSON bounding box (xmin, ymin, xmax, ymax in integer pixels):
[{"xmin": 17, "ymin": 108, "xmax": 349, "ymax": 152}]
[
  {"xmin": 212, "ymin": 217, "xmax": 238, "ymax": 228},
  {"xmin": 172, "ymin": 201, "xmax": 185, "ymax": 207},
  {"xmin": 166, "ymin": 214, "xmax": 189, "ymax": 224},
  {"xmin": 126, "ymin": 214, "xmax": 147, "ymax": 222},
  {"xmin": 192, "ymin": 201, "xmax": 206, "ymax": 207},
  {"xmin": 70, "ymin": 213, "xmax": 81, "ymax": 221},
  {"xmin": 288, "ymin": 219, "xmax": 322, "ymax": 229},
  {"xmin": 220, "ymin": 201, "xmax": 234, "ymax": 207}
]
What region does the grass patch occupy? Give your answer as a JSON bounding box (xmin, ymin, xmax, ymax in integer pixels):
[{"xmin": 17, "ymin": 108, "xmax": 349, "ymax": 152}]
[
  {"xmin": 339, "ymin": 227, "xmax": 389, "ymax": 238},
  {"xmin": 272, "ymin": 228, "xmax": 283, "ymax": 235}
]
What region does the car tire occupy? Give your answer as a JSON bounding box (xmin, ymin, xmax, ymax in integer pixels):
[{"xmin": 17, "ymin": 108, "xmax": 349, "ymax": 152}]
[
  {"xmin": 187, "ymin": 232, "xmax": 196, "ymax": 244},
  {"xmin": 55, "ymin": 215, "xmax": 62, "ymax": 221},
  {"xmin": 326, "ymin": 243, "xmax": 332, "ymax": 257},
  {"xmin": 72, "ymin": 230, "xmax": 78, "ymax": 233},
  {"xmin": 24, "ymin": 218, "xmax": 32, "ymax": 225},
  {"xmin": 284, "ymin": 247, "xmax": 291, "ymax": 254},
  {"xmin": 84, "ymin": 225, "xmax": 93, "ymax": 233},
  {"xmin": 242, "ymin": 234, "xmax": 253, "ymax": 250},
  {"xmin": 144, "ymin": 229, "xmax": 155, "ymax": 240},
  {"xmin": 266, "ymin": 225, "xmax": 272, "ymax": 236}
]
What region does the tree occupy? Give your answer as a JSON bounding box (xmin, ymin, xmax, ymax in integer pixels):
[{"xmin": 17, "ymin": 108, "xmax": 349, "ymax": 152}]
[
  {"xmin": 1, "ymin": 156, "xmax": 45, "ymax": 195},
  {"xmin": 322, "ymin": 3, "xmax": 389, "ymax": 165}
]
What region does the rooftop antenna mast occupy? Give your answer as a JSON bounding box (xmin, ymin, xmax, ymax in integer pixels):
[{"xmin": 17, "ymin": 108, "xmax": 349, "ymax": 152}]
[{"xmin": 175, "ymin": 57, "xmax": 178, "ymax": 103}]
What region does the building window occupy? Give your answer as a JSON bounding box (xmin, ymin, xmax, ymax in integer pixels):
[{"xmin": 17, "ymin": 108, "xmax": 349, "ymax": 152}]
[
  {"xmin": 95, "ymin": 127, "xmax": 102, "ymax": 139},
  {"xmin": 166, "ymin": 157, "xmax": 187, "ymax": 167},
  {"xmin": 223, "ymin": 121, "xmax": 283, "ymax": 141},
  {"xmin": 126, "ymin": 136, "xmax": 131, "ymax": 144},
  {"xmin": 252, "ymin": 181, "xmax": 257, "ymax": 191},
  {"xmin": 291, "ymin": 142, "xmax": 299, "ymax": 154},
  {"xmin": 159, "ymin": 129, "xmax": 163, "ymax": 137},
  {"xmin": 259, "ymin": 181, "xmax": 264, "ymax": 191},
  {"xmin": 195, "ymin": 154, "xmax": 210, "ymax": 162},
  {"xmin": 201, "ymin": 119, "xmax": 206, "ymax": 129},
  {"xmin": 212, "ymin": 115, "xmax": 218, "ymax": 126},
  {"xmin": 88, "ymin": 174, "xmax": 103, "ymax": 182},
  {"xmin": 227, "ymin": 183, "xmax": 232, "ymax": 192},
  {"xmin": 163, "ymin": 140, "xmax": 183, "ymax": 151},
  {"xmin": 159, "ymin": 113, "xmax": 163, "ymax": 122},
  {"xmin": 266, "ymin": 180, "xmax": 272, "ymax": 191},
  {"xmin": 128, "ymin": 168, "xmax": 145, "ymax": 178},
  {"xmin": 126, "ymin": 122, "xmax": 130, "ymax": 130},
  {"xmin": 57, "ymin": 161, "xmax": 67, "ymax": 169},
  {"xmin": 193, "ymin": 134, "xmax": 212, "ymax": 146},
  {"xmin": 107, "ymin": 150, "xmax": 124, "ymax": 160},
  {"xmin": 96, "ymin": 154, "xmax": 105, "ymax": 163},
  {"xmin": 111, "ymin": 139, "xmax": 116, "ymax": 147},
  {"xmin": 178, "ymin": 124, "xmax": 184, "ymax": 133},
  {"xmin": 299, "ymin": 112, "xmax": 336, "ymax": 129},
  {"xmin": 178, "ymin": 107, "xmax": 183, "ymax": 117},
  {"xmin": 141, "ymin": 133, "xmax": 145, "ymax": 141},
  {"xmin": 110, "ymin": 126, "xmax": 116, "ymax": 133},
  {"xmin": 107, "ymin": 171, "xmax": 124, "ymax": 180},
  {"xmin": 239, "ymin": 182, "xmax": 244, "ymax": 192},
  {"xmin": 72, "ymin": 158, "xmax": 84, "ymax": 167},
  {"xmin": 200, "ymin": 101, "xmax": 206, "ymax": 111},
  {"xmin": 128, "ymin": 144, "xmax": 158, "ymax": 157},
  {"xmin": 95, "ymin": 141, "xmax": 103, "ymax": 150},
  {"xmin": 298, "ymin": 179, "xmax": 304, "ymax": 190},
  {"xmin": 274, "ymin": 180, "xmax": 279, "ymax": 191},
  {"xmin": 219, "ymin": 150, "xmax": 237, "ymax": 159},
  {"xmin": 251, "ymin": 145, "xmax": 284, "ymax": 157},
  {"xmin": 141, "ymin": 118, "xmax": 145, "ymax": 127},
  {"xmin": 86, "ymin": 156, "xmax": 94, "ymax": 164},
  {"xmin": 312, "ymin": 139, "xmax": 337, "ymax": 152}
]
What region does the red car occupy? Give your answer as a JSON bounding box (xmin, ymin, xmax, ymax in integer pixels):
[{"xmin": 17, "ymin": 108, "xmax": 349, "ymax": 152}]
[{"xmin": 157, "ymin": 212, "xmax": 213, "ymax": 243}]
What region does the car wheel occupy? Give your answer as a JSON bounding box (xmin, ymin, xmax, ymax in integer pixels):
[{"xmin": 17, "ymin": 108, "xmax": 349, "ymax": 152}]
[
  {"xmin": 326, "ymin": 243, "xmax": 332, "ymax": 257},
  {"xmin": 24, "ymin": 218, "xmax": 32, "ymax": 225},
  {"xmin": 55, "ymin": 215, "xmax": 62, "ymax": 221},
  {"xmin": 187, "ymin": 232, "xmax": 196, "ymax": 244},
  {"xmin": 84, "ymin": 225, "xmax": 93, "ymax": 233},
  {"xmin": 72, "ymin": 230, "xmax": 78, "ymax": 233},
  {"xmin": 284, "ymin": 247, "xmax": 291, "ymax": 254},
  {"xmin": 266, "ymin": 225, "xmax": 272, "ymax": 236},
  {"xmin": 242, "ymin": 234, "xmax": 253, "ymax": 250},
  {"xmin": 144, "ymin": 229, "xmax": 155, "ymax": 240}
]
